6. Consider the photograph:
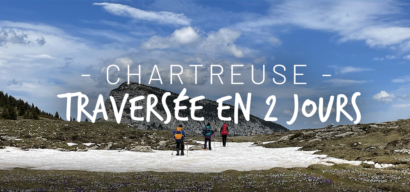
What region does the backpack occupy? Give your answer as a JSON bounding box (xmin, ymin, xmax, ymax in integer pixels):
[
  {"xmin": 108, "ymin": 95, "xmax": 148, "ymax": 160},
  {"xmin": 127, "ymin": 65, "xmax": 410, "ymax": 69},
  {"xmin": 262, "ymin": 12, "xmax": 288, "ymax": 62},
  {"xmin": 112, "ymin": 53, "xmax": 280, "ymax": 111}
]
[
  {"xmin": 174, "ymin": 127, "xmax": 183, "ymax": 140},
  {"xmin": 204, "ymin": 126, "xmax": 212, "ymax": 137},
  {"xmin": 221, "ymin": 124, "xmax": 229, "ymax": 135}
]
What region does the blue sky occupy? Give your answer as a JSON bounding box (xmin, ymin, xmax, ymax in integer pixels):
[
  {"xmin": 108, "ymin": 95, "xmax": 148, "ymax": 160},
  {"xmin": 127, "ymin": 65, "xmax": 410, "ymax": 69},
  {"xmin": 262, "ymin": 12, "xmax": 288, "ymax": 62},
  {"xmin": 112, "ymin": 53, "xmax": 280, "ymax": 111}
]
[{"xmin": 1, "ymin": 0, "xmax": 410, "ymax": 129}]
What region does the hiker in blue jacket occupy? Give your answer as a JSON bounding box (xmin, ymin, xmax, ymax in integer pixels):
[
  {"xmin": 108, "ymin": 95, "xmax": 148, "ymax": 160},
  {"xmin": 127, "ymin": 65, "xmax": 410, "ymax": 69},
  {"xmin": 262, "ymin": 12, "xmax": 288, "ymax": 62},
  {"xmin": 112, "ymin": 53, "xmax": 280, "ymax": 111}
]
[
  {"xmin": 202, "ymin": 123, "xmax": 214, "ymax": 150},
  {"xmin": 173, "ymin": 124, "xmax": 186, "ymax": 156}
]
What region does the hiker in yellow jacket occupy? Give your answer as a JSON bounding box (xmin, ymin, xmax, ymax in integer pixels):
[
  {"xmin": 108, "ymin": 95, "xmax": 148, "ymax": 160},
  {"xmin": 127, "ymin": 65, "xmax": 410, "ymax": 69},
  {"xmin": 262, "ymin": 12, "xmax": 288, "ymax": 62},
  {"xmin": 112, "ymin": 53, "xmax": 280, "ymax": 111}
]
[{"xmin": 173, "ymin": 125, "xmax": 186, "ymax": 156}]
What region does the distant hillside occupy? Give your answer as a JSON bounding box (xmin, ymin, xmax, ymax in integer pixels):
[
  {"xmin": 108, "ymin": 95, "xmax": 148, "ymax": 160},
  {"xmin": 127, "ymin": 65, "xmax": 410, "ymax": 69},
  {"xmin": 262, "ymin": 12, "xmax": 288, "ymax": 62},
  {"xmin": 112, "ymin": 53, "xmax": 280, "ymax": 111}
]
[
  {"xmin": 0, "ymin": 91, "xmax": 61, "ymax": 120},
  {"xmin": 99, "ymin": 82, "xmax": 289, "ymax": 136}
]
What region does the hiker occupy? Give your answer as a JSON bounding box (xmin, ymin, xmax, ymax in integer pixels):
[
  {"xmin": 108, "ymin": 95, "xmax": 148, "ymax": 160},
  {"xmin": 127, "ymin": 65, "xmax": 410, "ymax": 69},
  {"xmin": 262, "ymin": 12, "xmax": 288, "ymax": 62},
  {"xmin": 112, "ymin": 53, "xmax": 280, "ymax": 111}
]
[
  {"xmin": 173, "ymin": 124, "xmax": 186, "ymax": 156},
  {"xmin": 220, "ymin": 123, "xmax": 229, "ymax": 147},
  {"xmin": 202, "ymin": 123, "xmax": 214, "ymax": 150}
]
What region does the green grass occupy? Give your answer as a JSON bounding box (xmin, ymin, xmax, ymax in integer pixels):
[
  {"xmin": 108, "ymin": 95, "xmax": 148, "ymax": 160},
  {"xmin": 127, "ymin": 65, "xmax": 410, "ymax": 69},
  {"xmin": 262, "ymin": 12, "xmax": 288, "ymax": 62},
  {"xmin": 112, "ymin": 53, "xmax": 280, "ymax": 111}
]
[{"xmin": 1, "ymin": 164, "xmax": 410, "ymax": 191}]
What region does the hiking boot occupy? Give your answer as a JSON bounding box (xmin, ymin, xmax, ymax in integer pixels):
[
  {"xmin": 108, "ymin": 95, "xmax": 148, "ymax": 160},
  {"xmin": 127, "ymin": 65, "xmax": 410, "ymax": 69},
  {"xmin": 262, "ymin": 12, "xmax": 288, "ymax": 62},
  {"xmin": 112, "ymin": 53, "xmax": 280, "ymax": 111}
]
[
  {"xmin": 181, "ymin": 151, "xmax": 184, "ymax": 156},
  {"xmin": 176, "ymin": 154, "xmax": 180, "ymax": 156},
  {"xmin": 204, "ymin": 149, "xmax": 206, "ymax": 151}
]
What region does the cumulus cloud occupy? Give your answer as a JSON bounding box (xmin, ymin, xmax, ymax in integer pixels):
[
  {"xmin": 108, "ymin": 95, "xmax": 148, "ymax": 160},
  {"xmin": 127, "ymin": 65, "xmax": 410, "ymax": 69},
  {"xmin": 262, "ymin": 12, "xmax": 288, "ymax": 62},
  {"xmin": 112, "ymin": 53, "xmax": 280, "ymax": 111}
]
[
  {"xmin": 141, "ymin": 27, "xmax": 199, "ymax": 49},
  {"xmin": 141, "ymin": 27, "xmax": 245, "ymax": 58},
  {"xmin": 7, "ymin": 79, "xmax": 22, "ymax": 86},
  {"xmin": 93, "ymin": 3, "xmax": 191, "ymax": 25},
  {"xmin": 404, "ymin": 55, "xmax": 410, "ymax": 60},
  {"xmin": 0, "ymin": 29, "xmax": 29, "ymax": 45},
  {"xmin": 373, "ymin": 91, "xmax": 396, "ymax": 103}
]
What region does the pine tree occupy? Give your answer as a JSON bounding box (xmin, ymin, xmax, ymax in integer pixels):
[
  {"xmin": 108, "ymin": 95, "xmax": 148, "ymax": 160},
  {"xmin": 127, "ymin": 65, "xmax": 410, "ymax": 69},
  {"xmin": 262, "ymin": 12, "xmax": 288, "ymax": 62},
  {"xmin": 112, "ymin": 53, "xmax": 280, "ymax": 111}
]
[
  {"xmin": 33, "ymin": 111, "xmax": 40, "ymax": 120},
  {"xmin": 18, "ymin": 108, "xmax": 25, "ymax": 116},
  {"xmin": 23, "ymin": 109, "xmax": 30, "ymax": 119},
  {"xmin": 2, "ymin": 106, "xmax": 9, "ymax": 119},
  {"xmin": 8, "ymin": 106, "xmax": 17, "ymax": 120},
  {"xmin": 54, "ymin": 111, "xmax": 59, "ymax": 119},
  {"xmin": 73, "ymin": 118, "xmax": 76, "ymax": 122},
  {"xmin": 85, "ymin": 118, "xmax": 88, "ymax": 122}
]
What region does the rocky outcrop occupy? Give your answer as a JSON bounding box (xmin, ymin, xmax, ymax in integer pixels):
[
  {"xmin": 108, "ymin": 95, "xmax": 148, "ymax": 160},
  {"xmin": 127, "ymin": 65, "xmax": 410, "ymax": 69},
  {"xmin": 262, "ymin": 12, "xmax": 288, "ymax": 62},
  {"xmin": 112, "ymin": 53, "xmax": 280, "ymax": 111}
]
[
  {"xmin": 189, "ymin": 145, "xmax": 203, "ymax": 151},
  {"xmin": 98, "ymin": 82, "xmax": 288, "ymax": 136},
  {"xmin": 130, "ymin": 146, "xmax": 153, "ymax": 152},
  {"xmin": 281, "ymin": 122, "xmax": 402, "ymax": 142}
]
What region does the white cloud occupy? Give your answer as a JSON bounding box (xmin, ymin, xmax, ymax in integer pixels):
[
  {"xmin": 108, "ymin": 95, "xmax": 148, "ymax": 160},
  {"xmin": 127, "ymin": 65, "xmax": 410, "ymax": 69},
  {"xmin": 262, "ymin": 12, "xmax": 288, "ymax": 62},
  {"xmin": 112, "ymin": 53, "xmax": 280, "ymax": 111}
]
[
  {"xmin": 339, "ymin": 66, "xmax": 372, "ymax": 74},
  {"xmin": 404, "ymin": 55, "xmax": 410, "ymax": 60},
  {"xmin": 325, "ymin": 79, "xmax": 368, "ymax": 85},
  {"xmin": 141, "ymin": 27, "xmax": 245, "ymax": 58},
  {"xmin": 141, "ymin": 27, "xmax": 199, "ymax": 49},
  {"xmin": 393, "ymin": 104, "xmax": 410, "ymax": 108},
  {"xmin": 283, "ymin": 109, "xmax": 293, "ymax": 116},
  {"xmin": 392, "ymin": 76, "xmax": 410, "ymax": 83},
  {"xmin": 269, "ymin": 36, "xmax": 282, "ymax": 46},
  {"xmin": 93, "ymin": 3, "xmax": 191, "ymax": 25},
  {"xmin": 374, "ymin": 55, "xmax": 397, "ymax": 61},
  {"xmin": 236, "ymin": 1, "xmax": 410, "ymax": 53},
  {"xmin": 26, "ymin": 54, "xmax": 55, "ymax": 59},
  {"xmin": 254, "ymin": 56, "xmax": 266, "ymax": 64},
  {"xmin": 385, "ymin": 55, "xmax": 396, "ymax": 59},
  {"xmin": 373, "ymin": 91, "xmax": 396, "ymax": 103}
]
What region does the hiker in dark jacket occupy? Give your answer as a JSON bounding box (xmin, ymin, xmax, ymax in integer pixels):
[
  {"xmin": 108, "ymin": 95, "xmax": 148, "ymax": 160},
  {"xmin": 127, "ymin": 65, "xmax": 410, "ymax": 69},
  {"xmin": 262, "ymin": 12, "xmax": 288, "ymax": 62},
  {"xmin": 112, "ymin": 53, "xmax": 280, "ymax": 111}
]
[
  {"xmin": 173, "ymin": 124, "xmax": 186, "ymax": 156},
  {"xmin": 202, "ymin": 123, "xmax": 214, "ymax": 150},
  {"xmin": 220, "ymin": 123, "xmax": 229, "ymax": 147}
]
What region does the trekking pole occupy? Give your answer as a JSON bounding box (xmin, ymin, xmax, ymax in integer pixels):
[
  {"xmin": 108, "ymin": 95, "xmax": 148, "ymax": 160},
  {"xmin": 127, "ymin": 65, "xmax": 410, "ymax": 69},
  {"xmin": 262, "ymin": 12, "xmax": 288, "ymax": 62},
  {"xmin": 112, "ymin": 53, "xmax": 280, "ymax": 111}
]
[{"xmin": 186, "ymin": 134, "xmax": 188, "ymax": 157}]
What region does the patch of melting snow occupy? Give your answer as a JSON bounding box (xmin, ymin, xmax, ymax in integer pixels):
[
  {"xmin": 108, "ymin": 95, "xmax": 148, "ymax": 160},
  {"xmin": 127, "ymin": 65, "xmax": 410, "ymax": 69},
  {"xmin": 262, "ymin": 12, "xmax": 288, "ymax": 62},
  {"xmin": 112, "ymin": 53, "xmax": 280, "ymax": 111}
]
[
  {"xmin": 0, "ymin": 142, "xmax": 380, "ymax": 173},
  {"xmin": 82, "ymin": 143, "xmax": 94, "ymax": 147},
  {"xmin": 363, "ymin": 161, "xmax": 395, "ymax": 168},
  {"xmin": 262, "ymin": 141, "xmax": 276, "ymax": 145},
  {"xmin": 67, "ymin": 143, "xmax": 78, "ymax": 146}
]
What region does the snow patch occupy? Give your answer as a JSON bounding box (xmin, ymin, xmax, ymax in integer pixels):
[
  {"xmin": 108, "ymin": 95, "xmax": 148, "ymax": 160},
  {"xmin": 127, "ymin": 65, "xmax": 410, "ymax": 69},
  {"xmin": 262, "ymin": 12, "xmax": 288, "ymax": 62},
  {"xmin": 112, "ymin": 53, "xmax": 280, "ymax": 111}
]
[{"xmin": 0, "ymin": 142, "xmax": 367, "ymax": 173}]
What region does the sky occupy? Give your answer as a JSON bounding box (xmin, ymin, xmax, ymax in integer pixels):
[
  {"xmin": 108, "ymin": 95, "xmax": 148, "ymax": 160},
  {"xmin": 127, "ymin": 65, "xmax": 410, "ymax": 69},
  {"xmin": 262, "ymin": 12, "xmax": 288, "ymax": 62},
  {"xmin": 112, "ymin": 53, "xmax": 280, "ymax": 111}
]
[{"xmin": 1, "ymin": 0, "xmax": 410, "ymax": 130}]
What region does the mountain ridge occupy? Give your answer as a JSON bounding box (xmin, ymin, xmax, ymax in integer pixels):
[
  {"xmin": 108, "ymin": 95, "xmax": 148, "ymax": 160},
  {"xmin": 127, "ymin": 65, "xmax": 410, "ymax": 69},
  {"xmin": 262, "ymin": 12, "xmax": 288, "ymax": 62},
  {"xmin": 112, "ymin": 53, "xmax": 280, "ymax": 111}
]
[{"xmin": 99, "ymin": 82, "xmax": 289, "ymax": 135}]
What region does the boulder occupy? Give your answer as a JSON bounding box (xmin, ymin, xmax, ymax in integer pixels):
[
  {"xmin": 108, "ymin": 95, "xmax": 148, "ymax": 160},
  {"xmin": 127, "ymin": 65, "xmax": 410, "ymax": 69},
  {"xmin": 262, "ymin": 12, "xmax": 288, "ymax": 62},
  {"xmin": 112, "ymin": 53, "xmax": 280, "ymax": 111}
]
[
  {"xmin": 302, "ymin": 131, "xmax": 315, "ymax": 138},
  {"xmin": 253, "ymin": 141, "xmax": 263, "ymax": 145},
  {"xmin": 323, "ymin": 124, "xmax": 334, "ymax": 129},
  {"xmin": 334, "ymin": 132, "xmax": 355, "ymax": 138},
  {"xmin": 394, "ymin": 149, "xmax": 410, "ymax": 154},
  {"xmin": 86, "ymin": 145, "xmax": 98, "ymax": 150},
  {"xmin": 157, "ymin": 141, "xmax": 167, "ymax": 150},
  {"xmin": 189, "ymin": 145, "xmax": 204, "ymax": 151},
  {"xmin": 130, "ymin": 146, "xmax": 153, "ymax": 152},
  {"xmin": 55, "ymin": 148, "xmax": 66, "ymax": 151},
  {"xmin": 351, "ymin": 142, "xmax": 362, "ymax": 147},
  {"xmin": 309, "ymin": 138, "xmax": 321, "ymax": 143},
  {"xmin": 278, "ymin": 134, "xmax": 293, "ymax": 141}
]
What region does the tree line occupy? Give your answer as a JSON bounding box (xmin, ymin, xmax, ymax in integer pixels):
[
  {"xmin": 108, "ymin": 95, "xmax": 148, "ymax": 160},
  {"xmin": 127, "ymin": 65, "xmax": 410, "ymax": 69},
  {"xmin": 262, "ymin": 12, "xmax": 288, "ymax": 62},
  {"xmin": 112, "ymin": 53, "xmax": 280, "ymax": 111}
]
[{"xmin": 0, "ymin": 91, "xmax": 61, "ymax": 120}]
